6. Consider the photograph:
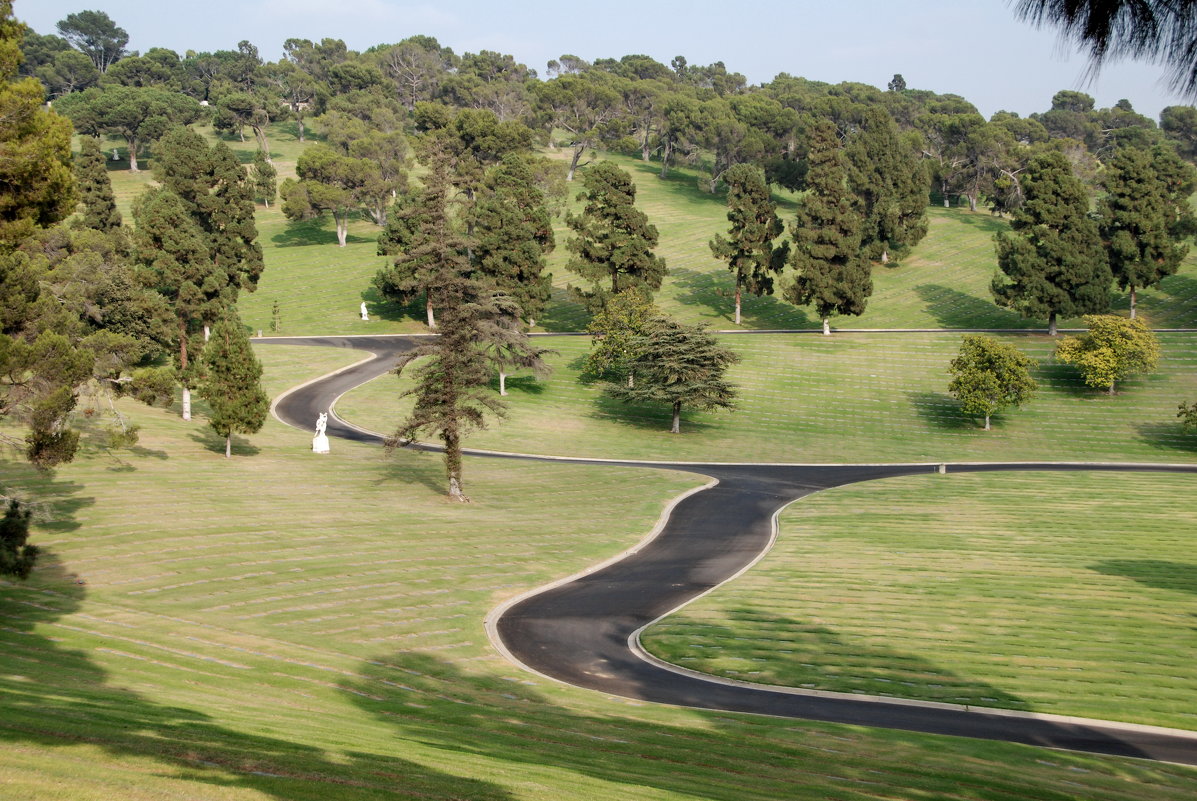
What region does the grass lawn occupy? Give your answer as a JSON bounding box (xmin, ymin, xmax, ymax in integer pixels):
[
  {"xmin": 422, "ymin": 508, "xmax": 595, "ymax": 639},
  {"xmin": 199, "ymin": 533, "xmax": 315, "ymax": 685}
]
[
  {"xmin": 6, "ymin": 346, "xmax": 1196, "ymax": 798},
  {"xmin": 334, "ymin": 332, "xmax": 1197, "ymax": 464},
  {"xmin": 641, "ymin": 470, "xmax": 1197, "ymax": 730}
]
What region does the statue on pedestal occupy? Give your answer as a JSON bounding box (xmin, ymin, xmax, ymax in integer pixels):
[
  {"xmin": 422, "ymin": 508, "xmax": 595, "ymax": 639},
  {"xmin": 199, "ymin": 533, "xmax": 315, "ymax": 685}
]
[
  {"xmin": 360, "ymin": 302, "xmax": 369, "ymax": 321},
  {"xmin": 312, "ymin": 411, "xmax": 330, "ymax": 454}
]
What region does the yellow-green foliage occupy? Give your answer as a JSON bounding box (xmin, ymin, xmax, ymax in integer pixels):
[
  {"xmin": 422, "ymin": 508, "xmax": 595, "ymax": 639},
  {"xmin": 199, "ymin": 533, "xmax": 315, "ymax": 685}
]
[{"xmin": 1056, "ymin": 314, "xmax": 1162, "ymax": 393}]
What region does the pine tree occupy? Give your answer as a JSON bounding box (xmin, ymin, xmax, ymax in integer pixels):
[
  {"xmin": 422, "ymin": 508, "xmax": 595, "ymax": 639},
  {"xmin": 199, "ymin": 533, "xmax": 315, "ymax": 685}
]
[
  {"xmin": 709, "ymin": 163, "xmax": 789, "ymax": 326},
  {"xmin": 0, "ymin": 499, "xmax": 35, "ymax": 579},
  {"xmin": 785, "ymin": 120, "xmax": 871, "ymax": 335},
  {"xmin": 373, "ymin": 142, "xmax": 467, "ymax": 328},
  {"xmin": 603, "ymin": 316, "xmax": 739, "ymax": 434},
  {"xmin": 471, "ymin": 154, "xmax": 555, "ymax": 325},
  {"xmin": 199, "ymin": 314, "xmax": 268, "ymax": 458},
  {"xmin": 565, "ymin": 161, "xmax": 666, "ymax": 307},
  {"xmin": 133, "ymin": 186, "xmax": 213, "ymax": 420},
  {"xmin": 845, "ymin": 107, "xmax": 928, "ymax": 264},
  {"xmin": 992, "ymin": 150, "xmax": 1112, "ymax": 335},
  {"xmin": 1097, "ymin": 144, "xmax": 1197, "ymax": 318},
  {"xmin": 74, "ymin": 135, "xmax": 121, "ymax": 231},
  {"xmin": 252, "ymin": 147, "xmax": 277, "ymax": 209}
]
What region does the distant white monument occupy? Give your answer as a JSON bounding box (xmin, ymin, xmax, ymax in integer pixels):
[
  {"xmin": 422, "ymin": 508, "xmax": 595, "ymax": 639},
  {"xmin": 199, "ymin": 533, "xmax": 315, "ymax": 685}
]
[
  {"xmin": 360, "ymin": 302, "xmax": 369, "ymax": 321},
  {"xmin": 111, "ymin": 148, "xmax": 119, "ymax": 161},
  {"xmin": 312, "ymin": 412, "xmax": 330, "ymax": 454}
]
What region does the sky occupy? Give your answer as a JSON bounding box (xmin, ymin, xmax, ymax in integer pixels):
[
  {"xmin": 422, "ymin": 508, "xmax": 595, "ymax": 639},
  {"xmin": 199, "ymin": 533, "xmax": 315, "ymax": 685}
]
[{"xmin": 18, "ymin": 0, "xmax": 1195, "ymax": 121}]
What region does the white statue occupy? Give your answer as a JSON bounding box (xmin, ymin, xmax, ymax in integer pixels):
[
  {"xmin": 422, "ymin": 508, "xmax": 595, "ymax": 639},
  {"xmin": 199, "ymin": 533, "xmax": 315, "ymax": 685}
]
[
  {"xmin": 111, "ymin": 148, "xmax": 120, "ymax": 161},
  {"xmin": 312, "ymin": 412, "xmax": 330, "ymax": 453},
  {"xmin": 360, "ymin": 302, "xmax": 369, "ymax": 321}
]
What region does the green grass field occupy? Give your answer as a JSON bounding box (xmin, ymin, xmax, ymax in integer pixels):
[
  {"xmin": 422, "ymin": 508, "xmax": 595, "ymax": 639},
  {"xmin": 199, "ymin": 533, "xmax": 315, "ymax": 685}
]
[
  {"xmin": 21, "ymin": 122, "xmax": 1195, "ymax": 798},
  {"xmin": 9, "ymin": 347, "xmax": 1197, "ymax": 799},
  {"xmin": 641, "ymin": 470, "xmax": 1197, "ymax": 730},
  {"xmin": 334, "ymin": 332, "xmax": 1197, "ymax": 463}
]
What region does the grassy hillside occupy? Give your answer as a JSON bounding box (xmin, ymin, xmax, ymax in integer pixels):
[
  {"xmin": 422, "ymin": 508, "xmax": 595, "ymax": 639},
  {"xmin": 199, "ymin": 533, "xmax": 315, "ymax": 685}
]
[
  {"xmin": 335, "ymin": 332, "xmax": 1197, "ymax": 464},
  {"xmin": 642, "ymin": 470, "xmax": 1197, "ymax": 730},
  {"xmin": 7, "ymin": 347, "xmax": 1197, "ymax": 799},
  {"xmin": 98, "ymin": 123, "xmax": 1197, "ymax": 336}
]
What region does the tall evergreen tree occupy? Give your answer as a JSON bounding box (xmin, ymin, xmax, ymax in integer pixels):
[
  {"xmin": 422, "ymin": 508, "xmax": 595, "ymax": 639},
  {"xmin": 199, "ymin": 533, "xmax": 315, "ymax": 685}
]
[
  {"xmin": 845, "ymin": 107, "xmax": 929, "ymax": 264},
  {"xmin": 132, "ymin": 187, "xmax": 212, "ymax": 420},
  {"xmin": 785, "ymin": 120, "xmax": 870, "ymax": 335},
  {"xmin": 709, "ymin": 163, "xmax": 789, "ymax": 326},
  {"xmin": 1097, "ymin": 144, "xmax": 1196, "ymax": 318},
  {"xmin": 373, "ymin": 141, "xmax": 466, "ymax": 328},
  {"xmin": 471, "ymin": 153, "xmax": 555, "ymax": 325},
  {"xmin": 199, "ymin": 313, "xmax": 268, "ymax": 458},
  {"xmin": 603, "ymin": 317, "xmax": 739, "ymax": 434},
  {"xmin": 252, "ymin": 148, "xmax": 277, "ymax": 208},
  {"xmin": 992, "ymin": 150, "xmax": 1111, "ymax": 335},
  {"xmin": 74, "ymin": 135, "xmax": 121, "ymax": 231},
  {"xmin": 565, "ymin": 161, "xmax": 666, "ymax": 307}
]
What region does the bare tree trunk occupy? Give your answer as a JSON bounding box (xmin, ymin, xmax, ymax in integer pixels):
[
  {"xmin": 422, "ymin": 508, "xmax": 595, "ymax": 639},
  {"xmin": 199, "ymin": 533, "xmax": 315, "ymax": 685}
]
[
  {"xmin": 984, "ymin": 414, "xmax": 990, "ymax": 431},
  {"xmin": 1048, "ymin": 310, "xmax": 1058, "ymax": 337},
  {"xmin": 444, "ymin": 430, "xmax": 467, "ymax": 501},
  {"xmin": 254, "ymin": 126, "xmax": 272, "ymax": 163},
  {"xmin": 225, "ymin": 434, "xmax": 232, "ymax": 458},
  {"xmin": 1129, "ymin": 287, "xmax": 1137, "ymax": 319},
  {"xmin": 567, "ymin": 145, "xmax": 584, "ymax": 181},
  {"xmin": 204, "ymin": 325, "xmax": 210, "ymax": 342},
  {"xmin": 660, "ymin": 141, "xmax": 673, "ymax": 179},
  {"xmin": 734, "ymin": 284, "xmax": 742, "ymax": 326},
  {"xmin": 426, "ymin": 301, "xmax": 436, "ymax": 329},
  {"xmin": 182, "ymin": 386, "xmax": 191, "ymax": 421},
  {"xmin": 1108, "ymin": 383, "xmax": 1116, "ymax": 396},
  {"xmin": 179, "ymin": 321, "xmax": 191, "ymax": 420},
  {"xmin": 128, "ymin": 137, "xmax": 139, "ymax": 171},
  {"xmin": 671, "ymin": 401, "xmax": 681, "ymax": 434},
  {"xmin": 967, "ymin": 194, "xmax": 977, "ymax": 212},
  {"xmin": 499, "ymin": 371, "xmax": 507, "ymax": 396},
  {"xmin": 296, "ymin": 114, "xmax": 305, "ymax": 143},
  {"xmin": 335, "ymin": 215, "xmax": 348, "ymax": 247},
  {"xmin": 822, "ymin": 317, "xmax": 830, "ymax": 336}
]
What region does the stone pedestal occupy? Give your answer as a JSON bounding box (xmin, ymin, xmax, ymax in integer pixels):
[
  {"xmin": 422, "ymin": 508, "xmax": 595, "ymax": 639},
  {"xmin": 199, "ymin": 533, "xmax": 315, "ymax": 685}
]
[{"xmin": 312, "ymin": 433, "xmax": 330, "ymax": 454}]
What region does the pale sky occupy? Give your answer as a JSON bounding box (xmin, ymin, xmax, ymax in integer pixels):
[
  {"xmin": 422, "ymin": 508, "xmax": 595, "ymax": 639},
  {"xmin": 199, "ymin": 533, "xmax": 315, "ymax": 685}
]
[{"xmin": 18, "ymin": 0, "xmax": 1194, "ymax": 121}]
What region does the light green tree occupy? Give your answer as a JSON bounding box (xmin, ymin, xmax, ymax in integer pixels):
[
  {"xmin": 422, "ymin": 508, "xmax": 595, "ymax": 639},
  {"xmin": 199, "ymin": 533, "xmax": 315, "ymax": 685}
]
[
  {"xmin": 1056, "ymin": 314, "xmax": 1161, "ymax": 394},
  {"xmin": 948, "ymin": 335, "xmax": 1037, "ymax": 430}
]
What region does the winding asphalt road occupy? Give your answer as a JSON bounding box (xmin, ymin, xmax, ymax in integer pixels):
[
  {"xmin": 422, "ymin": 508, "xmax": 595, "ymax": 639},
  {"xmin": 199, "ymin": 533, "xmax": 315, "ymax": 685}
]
[{"xmin": 259, "ymin": 333, "xmax": 1197, "ymax": 766}]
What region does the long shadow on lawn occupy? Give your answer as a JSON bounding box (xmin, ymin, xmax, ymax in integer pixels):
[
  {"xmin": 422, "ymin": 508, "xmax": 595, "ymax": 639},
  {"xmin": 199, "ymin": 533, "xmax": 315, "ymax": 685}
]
[
  {"xmin": 1091, "ymin": 560, "xmax": 1197, "ymax": 597},
  {"xmin": 913, "ymin": 284, "xmax": 1027, "ymax": 330},
  {"xmin": 668, "ymin": 267, "xmax": 814, "ymax": 329},
  {"xmin": 271, "ymin": 220, "xmax": 374, "ymax": 248},
  {"xmin": 0, "ymin": 552, "xmax": 513, "ymax": 801},
  {"xmin": 907, "ymin": 390, "xmax": 978, "ymax": 431},
  {"xmin": 644, "ymin": 611, "xmax": 1030, "ymax": 710},
  {"xmin": 1133, "ymin": 421, "xmax": 1197, "ymax": 454}
]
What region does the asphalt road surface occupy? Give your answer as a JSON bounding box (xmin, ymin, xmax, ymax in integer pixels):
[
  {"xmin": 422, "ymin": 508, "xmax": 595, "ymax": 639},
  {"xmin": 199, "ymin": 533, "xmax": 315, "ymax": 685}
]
[{"xmin": 258, "ymin": 334, "xmax": 1197, "ymax": 765}]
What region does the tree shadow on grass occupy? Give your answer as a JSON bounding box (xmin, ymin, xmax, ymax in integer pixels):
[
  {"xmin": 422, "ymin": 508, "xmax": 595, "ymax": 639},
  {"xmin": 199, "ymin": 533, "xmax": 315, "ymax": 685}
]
[
  {"xmin": 375, "ymin": 447, "xmax": 452, "ymax": 498},
  {"xmin": 489, "ymin": 375, "xmax": 548, "ymax": 396},
  {"xmin": 270, "ymin": 219, "xmax": 374, "ymax": 248},
  {"xmin": 1033, "ymin": 362, "xmax": 1095, "ymax": 398},
  {"xmin": 913, "ymin": 284, "xmax": 1027, "ymax": 329},
  {"xmin": 0, "ymin": 552, "xmax": 513, "ymax": 801},
  {"xmin": 906, "ymin": 390, "xmax": 978, "ymax": 432},
  {"xmin": 1156, "ymin": 273, "xmax": 1197, "ymax": 307},
  {"xmin": 188, "ymin": 429, "xmax": 261, "ymax": 457},
  {"xmin": 1134, "ymin": 421, "xmax": 1197, "ymax": 453},
  {"xmin": 358, "ymin": 284, "xmax": 424, "ymax": 325},
  {"xmin": 645, "ymin": 610, "xmax": 1030, "ymax": 710},
  {"xmin": 668, "ymin": 268, "xmax": 814, "ymax": 330},
  {"xmin": 591, "ymin": 393, "xmax": 718, "ymax": 436},
  {"xmin": 945, "ymin": 210, "xmax": 1009, "ymax": 235},
  {"xmin": 1091, "ymin": 560, "xmax": 1197, "ymax": 596}
]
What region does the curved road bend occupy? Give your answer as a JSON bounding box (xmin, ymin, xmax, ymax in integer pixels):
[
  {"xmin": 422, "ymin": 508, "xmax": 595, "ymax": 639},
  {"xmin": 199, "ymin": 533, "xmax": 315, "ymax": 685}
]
[{"xmin": 257, "ymin": 334, "xmax": 1197, "ymax": 766}]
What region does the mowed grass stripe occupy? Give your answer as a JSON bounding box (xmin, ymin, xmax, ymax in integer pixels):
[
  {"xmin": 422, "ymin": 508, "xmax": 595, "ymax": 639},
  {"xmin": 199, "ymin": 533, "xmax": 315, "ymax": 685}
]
[
  {"xmin": 642, "ymin": 470, "xmax": 1197, "ymax": 730},
  {"xmin": 335, "ymin": 332, "xmax": 1197, "ymax": 463},
  {"xmin": 3, "ymin": 347, "xmax": 1196, "ymax": 798}
]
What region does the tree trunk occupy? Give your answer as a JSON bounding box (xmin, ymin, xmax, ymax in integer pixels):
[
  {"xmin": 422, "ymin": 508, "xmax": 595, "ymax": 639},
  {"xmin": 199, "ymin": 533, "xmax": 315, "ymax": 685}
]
[
  {"xmin": 1048, "ymin": 310, "xmax": 1058, "ymax": 337},
  {"xmin": 567, "ymin": 144, "xmax": 585, "ymax": 181},
  {"xmin": 297, "ymin": 115, "xmax": 305, "ymax": 143},
  {"xmin": 444, "ymin": 430, "xmax": 467, "ymax": 502},
  {"xmin": 335, "ymin": 214, "xmax": 348, "ymax": 247},
  {"xmin": 660, "ymin": 141, "xmax": 673, "ymax": 179},
  {"xmin": 671, "ymin": 401, "xmax": 681, "ymax": 434},
  {"xmin": 128, "ymin": 136, "xmax": 139, "ymax": 171},
  {"xmin": 499, "ymin": 371, "xmax": 507, "ymax": 396},
  {"xmin": 822, "ymin": 317, "xmax": 830, "ymax": 336},
  {"xmin": 984, "ymin": 414, "xmax": 991, "ymax": 431},
  {"xmin": 880, "ymin": 248, "xmax": 889, "ymax": 265},
  {"xmin": 627, "ymin": 373, "xmax": 634, "ymax": 388},
  {"xmin": 182, "ymin": 386, "xmax": 192, "ymax": 421},
  {"xmin": 254, "ymin": 126, "xmax": 272, "ymax": 163},
  {"xmin": 1129, "ymin": 287, "xmax": 1137, "ymax": 319},
  {"xmin": 179, "ymin": 321, "xmax": 190, "ymax": 420},
  {"xmin": 1108, "ymin": 382, "xmax": 1116, "ymax": 396},
  {"xmin": 225, "ymin": 434, "xmax": 232, "ymax": 458},
  {"xmin": 204, "ymin": 324, "xmax": 210, "ymax": 342},
  {"xmin": 263, "ymin": 197, "xmax": 270, "ymax": 209},
  {"xmin": 426, "ymin": 301, "xmax": 436, "ymax": 329},
  {"xmin": 967, "ymin": 194, "xmax": 977, "ymax": 212},
  {"xmin": 734, "ymin": 284, "xmax": 742, "ymax": 326}
]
